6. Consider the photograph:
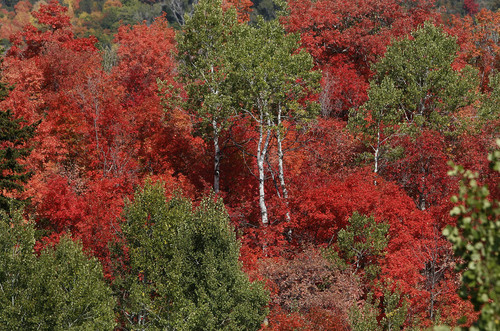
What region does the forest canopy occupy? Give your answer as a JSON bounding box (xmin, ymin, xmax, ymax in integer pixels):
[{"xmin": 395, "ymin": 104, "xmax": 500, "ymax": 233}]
[{"xmin": 0, "ymin": 0, "xmax": 499, "ymax": 329}]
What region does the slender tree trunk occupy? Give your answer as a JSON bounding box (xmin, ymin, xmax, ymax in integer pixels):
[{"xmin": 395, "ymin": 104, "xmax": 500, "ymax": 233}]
[
  {"xmin": 374, "ymin": 127, "xmax": 381, "ymax": 175},
  {"xmin": 266, "ymin": 154, "xmax": 281, "ymax": 198},
  {"xmin": 257, "ymin": 132, "xmax": 270, "ymax": 227},
  {"xmin": 277, "ymin": 138, "xmax": 288, "ymax": 201},
  {"xmin": 276, "ymin": 105, "xmax": 290, "ymax": 222},
  {"xmin": 213, "ymin": 119, "xmax": 221, "ymax": 194},
  {"xmin": 257, "ymin": 118, "xmax": 271, "ymax": 227}
]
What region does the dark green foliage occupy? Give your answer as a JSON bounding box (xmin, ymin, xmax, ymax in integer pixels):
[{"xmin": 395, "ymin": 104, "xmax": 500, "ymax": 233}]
[
  {"xmin": 443, "ymin": 139, "xmax": 500, "ymax": 331},
  {"xmin": 331, "ymin": 212, "xmax": 390, "ymax": 279},
  {"xmin": 0, "ymin": 80, "xmax": 38, "ymax": 211},
  {"xmin": 120, "ymin": 181, "xmax": 269, "ymax": 330},
  {"xmin": 118, "ymin": 182, "xmax": 191, "ymax": 329},
  {"xmin": 349, "ymin": 291, "xmax": 380, "ymax": 331},
  {"xmin": 349, "ymin": 286, "xmax": 409, "ymax": 331},
  {"xmin": 250, "ymin": 0, "xmax": 280, "ymax": 21},
  {"xmin": 0, "ymin": 208, "xmax": 35, "ymax": 329},
  {"xmin": 0, "ymin": 208, "xmax": 116, "ymax": 330}
]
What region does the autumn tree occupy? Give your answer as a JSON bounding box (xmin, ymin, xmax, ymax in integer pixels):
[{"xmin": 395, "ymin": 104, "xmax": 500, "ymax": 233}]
[
  {"xmin": 119, "ymin": 181, "xmax": 269, "ymax": 330},
  {"xmin": 449, "ymin": 9, "xmax": 500, "ymax": 91},
  {"xmin": 284, "ymin": 0, "xmax": 437, "ymax": 118},
  {"xmin": 260, "ymin": 247, "xmax": 359, "ymax": 330}
]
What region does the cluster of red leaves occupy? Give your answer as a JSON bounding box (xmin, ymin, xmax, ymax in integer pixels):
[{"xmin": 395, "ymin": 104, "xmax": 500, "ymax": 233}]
[
  {"xmin": 0, "ymin": 1, "xmax": 32, "ymax": 40},
  {"xmin": 463, "ymin": 0, "xmax": 479, "ymax": 15},
  {"xmin": 449, "ymin": 9, "xmax": 500, "ymax": 90},
  {"xmin": 260, "ymin": 248, "xmax": 360, "ymax": 316},
  {"xmin": 284, "ymin": 0, "xmax": 439, "ymax": 118},
  {"xmin": 1, "ymin": 1, "xmax": 205, "ymax": 275}
]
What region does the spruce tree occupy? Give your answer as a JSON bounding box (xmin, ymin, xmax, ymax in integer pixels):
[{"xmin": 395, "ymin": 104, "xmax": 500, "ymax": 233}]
[
  {"xmin": 120, "ymin": 181, "xmax": 269, "ymax": 330},
  {"xmin": 0, "ymin": 66, "xmax": 38, "ymax": 211}
]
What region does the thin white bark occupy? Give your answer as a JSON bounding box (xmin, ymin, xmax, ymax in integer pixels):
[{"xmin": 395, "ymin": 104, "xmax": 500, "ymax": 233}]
[
  {"xmin": 276, "ymin": 105, "xmax": 290, "ymax": 222},
  {"xmin": 257, "ymin": 118, "xmax": 271, "ymax": 227},
  {"xmin": 256, "ymin": 96, "xmax": 272, "ymax": 227},
  {"xmin": 213, "ymin": 119, "xmax": 221, "ymax": 194},
  {"xmin": 374, "ymin": 124, "xmax": 381, "ymax": 175}
]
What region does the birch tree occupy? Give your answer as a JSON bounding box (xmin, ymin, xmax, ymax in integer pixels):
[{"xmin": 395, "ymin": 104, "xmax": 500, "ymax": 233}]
[
  {"xmin": 348, "ymin": 22, "xmax": 478, "ymax": 175},
  {"xmin": 229, "ymin": 17, "xmax": 319, "ymax": 227},
  {"xmin": 175, "ymin": 0, "xmax": 239, "ymax": 194}
]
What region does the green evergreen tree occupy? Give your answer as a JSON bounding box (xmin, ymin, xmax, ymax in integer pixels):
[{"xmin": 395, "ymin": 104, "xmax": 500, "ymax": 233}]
[
  {"xmin": 0, "ymin": 65, "xmax": 38, "ymax": 211},
  {"xmin": 120, "ymin": 181, "xmax": 269, "ymax": 330},
  {"xmin": 0, "ymin": 208, "xmax": 36, "ymax": 329},
  {"xmin": 443, "ymin": 139, "xmax": 500, "ymax": 331},
  {"xmin": 0, "ymin": 208, "xmax": 116, "ymax": 330}
]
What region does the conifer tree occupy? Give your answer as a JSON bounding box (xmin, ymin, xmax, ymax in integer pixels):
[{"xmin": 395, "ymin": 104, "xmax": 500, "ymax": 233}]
[
  {"xmin": 120, "ymin": 181, "xmax": 269, "ymax": 330},
  {"xmin": 0, "ymin": 63, "xmax": 38, "ymax": 211},
  {"xmin": 0, "ymin": 208, "xmax": 116, "ymax": 330}
]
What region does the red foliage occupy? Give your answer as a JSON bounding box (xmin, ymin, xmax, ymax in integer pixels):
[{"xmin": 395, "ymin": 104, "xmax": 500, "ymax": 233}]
[
  {"xmin": 1, "ymin": 2, "xmax": 203, "ymax": 276},
  {"xmin": 383, "ymin": 130, "xmax": 453, "ymax": 213},
  {"xmin": 113, "ymin": 16, "xmax": 208, "ymax": 191},
  {"xmin": 0, "ymin": 1, "xmax": 32, "ymax": 40},
  {"xmin": 31, "ymin": 172, "xmax": 130, "ymax": 276},
  {"xmin": 31, "ymin": 0, "xmax": 71, "ymax": 30},
  {"xmin": 463, "ymin": 0, "xmax": 479, "ymax": 15},
  {"xmin": 449, "ymin": 9, "xmax": 500, "ymax": 90},
  {"xmin": 223, "ymin": 0, "xmax": 253, "ymax": 22},
  {"xmin": 0, "ymin": 0, "xmax": 491, "ymax": 327},
  {"xmin": 260, "ymin": 248, "xmax": 360, "ymax": 321},
  {"xmin": 264, "ymin": 307, "xmax": 349, "ymax": 331},
  {"xmin": 114, "ymin": 15, "xmax": 176, "ymax": 98},
  {"xmin": 285, "ymin": 164, "xmax": 475, "ymax": 325},
  {"xmin": 284, "ymin": 0, "xmax": 438, "ymax": 117}
]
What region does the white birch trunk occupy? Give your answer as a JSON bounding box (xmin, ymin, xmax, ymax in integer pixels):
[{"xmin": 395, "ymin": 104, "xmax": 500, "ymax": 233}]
[
  {"xmin": 213, "ymin": 119, "xmax": 221, "ymax": 194},
  {"xmin": 374, "ymin": 126, "xmax": 380, "ymax": 175},
  {"xmin": 276, "ymin": 105, "xmax": 290, "ymax": 222},
  {"xmin": 257, "ymin": 116, "xmax": 271, "ymax": 227}
]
